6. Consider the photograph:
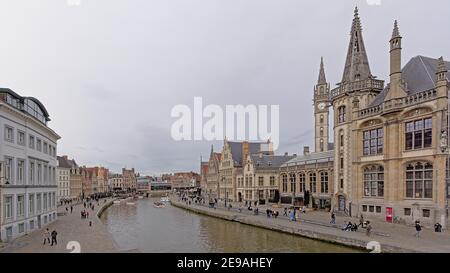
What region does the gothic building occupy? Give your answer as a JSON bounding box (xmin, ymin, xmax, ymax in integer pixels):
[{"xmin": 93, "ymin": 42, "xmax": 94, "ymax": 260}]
[{"xmin": 318, "ymin": 7, "xmax": 449, "ymax": 226}]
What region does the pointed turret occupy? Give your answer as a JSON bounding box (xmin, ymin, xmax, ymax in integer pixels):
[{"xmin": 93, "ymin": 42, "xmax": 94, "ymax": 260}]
[
  {"xmin": 318, "ymin": 57, "xmax": 327, "ymax": 84},
  {"xmin": 341, "ymin": 6, "xmax": 372, "ymax": 83}
]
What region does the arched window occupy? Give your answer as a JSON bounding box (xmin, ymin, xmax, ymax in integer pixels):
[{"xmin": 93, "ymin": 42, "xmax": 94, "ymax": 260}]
[
  {"xmin": 338, "ymin": 106, "xmax": 346, "ymax": 123},
  {"xmin": 320, "ymin": 139, "xmax": 324, "ymax": 152},
  {"xmin": 282, "ymin": 174, "xmax": 288, "ymax": 193},
  {"xmin": 320, "ymin": 127, "xmax": 324, "ymax": 137},
  {"xmin": 309, "ymin": 173, "xmax": 317, "ymax": 193},
  {"xmin": 289, "ymin": 173, "xmax": 296, "ymax": 193},
  {"xmin": 363, "ymin": 165, "xmax": 384, "ymax": 197},
  {"xmin": 298, "ymin": 173, "xmax": 305, "ymax": 192},
  {"xmin": 406, "ymin": 162, "xmax": 433, "ymax": 199},
  {"xmin": 320, "ymin": 115, "xmax": 324, "ymax": 124}
]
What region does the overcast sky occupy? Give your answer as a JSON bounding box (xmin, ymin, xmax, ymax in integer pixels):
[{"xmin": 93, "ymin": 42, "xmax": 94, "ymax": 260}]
[{"xmin": 0, "ymin": 0, "xmax": 448, "ymax": 175}]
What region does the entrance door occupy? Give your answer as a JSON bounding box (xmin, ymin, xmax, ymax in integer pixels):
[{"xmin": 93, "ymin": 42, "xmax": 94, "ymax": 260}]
[{"xmin": 338, "ymin": 196, "xmax": 346, "ymax": 211}]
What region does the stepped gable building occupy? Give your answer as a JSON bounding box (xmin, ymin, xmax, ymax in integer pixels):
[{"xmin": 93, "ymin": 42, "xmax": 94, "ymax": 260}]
[
  {"xmin": 219, "ymin": 139, "xmax": 273, "ymax": 202},
  {"xmin": 205, "ymin": 145, "xmax": 222, "ymax": 200},
  {"xmin": 322, "ymin": 7, "xmax": 449, "ymax": 226}
]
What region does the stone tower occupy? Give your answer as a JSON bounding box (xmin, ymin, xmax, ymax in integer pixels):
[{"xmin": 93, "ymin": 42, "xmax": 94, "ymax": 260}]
[
  {"xmin": 314, "ymin": 57, "xmax": 330, "ymax": 152},
  {"xmin": 330, "ymin": 7, "xmax": 384, "ymax": 213}
]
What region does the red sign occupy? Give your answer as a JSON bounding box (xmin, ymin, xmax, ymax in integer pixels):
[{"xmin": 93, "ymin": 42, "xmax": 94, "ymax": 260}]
[{"xmin": 386, "ymin": 207, "xmax": 393, "ymax": 223}]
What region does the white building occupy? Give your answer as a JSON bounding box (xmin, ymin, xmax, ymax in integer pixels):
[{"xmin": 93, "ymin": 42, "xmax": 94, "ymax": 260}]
[
  {"xmin": 108, "ymin": 174, "xmax": 123, "ymax": 190},
  {"xmin": 57, "ymin": 156, "xmax": 71, "ymax": 203},
  {"xmin": 0, "ymin": 88, "xmax": 60, "ymax": 242}
]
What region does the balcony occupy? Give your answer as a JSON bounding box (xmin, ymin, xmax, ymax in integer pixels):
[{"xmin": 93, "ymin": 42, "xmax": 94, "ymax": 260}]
[
  {"xmin": 330, "ymin": 79, "xmax": 385, "ymax": 100},
  {"xmin": 358, "ymin": 88, "xmax": 437, "ymax": 119}
]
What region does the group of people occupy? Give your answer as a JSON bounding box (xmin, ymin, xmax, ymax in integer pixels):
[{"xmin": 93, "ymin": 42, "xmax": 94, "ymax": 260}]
[
  {"xmin": 340, "ymin": 214, "xmax": 372, "ymax": 236},
  {"xmin": 265, "ymin": 208, "xmax": 279, "ymax": 218},
  {"xmin": 42, "ymin": 228, "xmax": 58, "ymax": 246}
]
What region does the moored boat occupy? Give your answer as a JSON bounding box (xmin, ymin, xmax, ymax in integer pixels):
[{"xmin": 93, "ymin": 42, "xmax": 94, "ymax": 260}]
[{"xmin": 153, "ymin": 201, "xmax": 165, "ymax": 208}]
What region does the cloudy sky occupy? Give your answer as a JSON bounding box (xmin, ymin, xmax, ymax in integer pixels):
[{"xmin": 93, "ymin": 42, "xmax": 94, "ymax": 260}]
[{"xmin": 0, "ymin": 0, "xmax": 448, "ymax": 174}]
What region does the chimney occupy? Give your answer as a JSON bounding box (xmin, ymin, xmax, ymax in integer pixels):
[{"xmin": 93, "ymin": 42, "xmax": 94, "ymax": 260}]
[
  {"xmin": 303, "ymin": 146, "xmax": 310, "ymax": 155},
  {"xmin": 284, "ymin": 152, "xmax": 288, "ymax": 156}
]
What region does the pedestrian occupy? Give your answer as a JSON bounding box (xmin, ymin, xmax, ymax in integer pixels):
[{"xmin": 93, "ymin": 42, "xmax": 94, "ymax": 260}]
[
  {"xmin": 43, "ymin": 228, "xmax": 50, "ymax": 245},
  {"xmin": 70, "ymin": 206, "xmax": 73, "ymax": 213},
  {"xmin": 283, "ymin": 207, "xmax": 288, "ymax": 216},
  {"xmin": 415, "ymin": 221, "xmax": 422, "ymax": 238},
  {"xmin": 358, "ymin": 213, "xmax": 364, "ymax": 228},
  {"xmin": 435, "ymin": 222, "xmax": 443, "ymax": 232},
  {"xmin": 86, "ymin": 211, "xmax": 89, "ymax": 218},
  {"xmin": 366, "ymin": 221, "xmax": 372, "ymax": 237},
  {"xmin": 89, "ymin": 221, "xmax": 92, "ymax": 227},
  {"xmin": 65, "ymin": 207, "xmax": 68, "ymax": 213},
  {"xmin": 330, "ymin": 212, "xmax": 336, "ymax": 224},
  {"xmin": 51, "ymin": 230, "xmax": 58, "ymax": 246}
]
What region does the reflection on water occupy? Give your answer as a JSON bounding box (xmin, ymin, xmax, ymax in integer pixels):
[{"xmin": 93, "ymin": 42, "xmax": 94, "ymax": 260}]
[{"xmin": 100, "ymin": 198, "xmax": 358, "ymax": 253}]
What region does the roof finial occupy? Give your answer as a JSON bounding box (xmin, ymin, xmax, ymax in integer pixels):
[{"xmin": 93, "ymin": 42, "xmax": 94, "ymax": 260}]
[
  {"xmin": 392, "ymin": 20, "xmax": 400, "ymax": 38},
  {"xmin": 437, "ymin": 56, "xmax": 448, "ymax": 73},
  {"xmin": 354, "ymin": 6, "xmax": 359, "ymax": 18}
]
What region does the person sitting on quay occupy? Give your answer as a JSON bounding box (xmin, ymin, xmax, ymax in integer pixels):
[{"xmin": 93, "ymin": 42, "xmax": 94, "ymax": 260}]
[
  {"xmin": 351, "ymin": 223, "xmax": 358, "ymax": 232},
  {"xmin": 283, "ymin": 207, "xmax": 288, "ymax": 216},
  {"xmin": 266, "ymin": 209, "xmax": 271, "ymax": 218},
  {"xmin": 254, "ymin": 207, "xmax": 259, "ymax": 215},
  {"xmin": 273, "ymin": 211, "xmax": 279, "ymax": 218},
  {"xmin": 343, "ymin": 221, "xmax": 353, "ymax": 231}
]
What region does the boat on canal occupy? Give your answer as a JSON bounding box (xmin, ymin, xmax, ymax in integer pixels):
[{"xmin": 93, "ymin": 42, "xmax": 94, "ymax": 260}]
[{"xmin": 153, "ymin": 202, "xmax": 165, "ymax": 208}]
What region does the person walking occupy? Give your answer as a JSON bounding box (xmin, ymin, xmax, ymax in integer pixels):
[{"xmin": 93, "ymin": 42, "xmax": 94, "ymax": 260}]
[
  {"xmin": 283, "ymin": 207, "xmax": 288, "ymax": 216},
  {"xmin": 70, "ymin": 206, "xmax": 73, "ymax": 214},
  {"xmin": 366, "ymin": 221, "xmax": 372, "ymax": 237},
  {"xmin": 330, "ymin": 212, "xmax": 336, "ymax": 224},
  {"xmin": 43, "ymin": 228, "xmax": 50, "ymax": 245},
  {"xmin": 358, "ymin": 214, "xmax": 364, "ymax": 228},
  {"xmin": 50, "ymin": 230, "xmax": 58, "ymax": 246},
  {"xmin": 415, "ymin": 221, "xmax": 422, "ymax": 238}
]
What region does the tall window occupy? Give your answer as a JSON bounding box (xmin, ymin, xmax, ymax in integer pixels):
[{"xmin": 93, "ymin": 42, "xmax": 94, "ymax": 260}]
[
  {"xmin": 258, "ymin": 176, "xmax": 264, "ymax": 187},
  {"xmin": 320, "ymin": 115, "xmax": 324, "ymax": 124},
  {"xmin": 289, "ymin": 173, "xmax": 296, "ymax": 193},
  {"xmin": 4, "ymin": 196, "xmax": 13, "ymax": 219},
  {"xmin": 269, "ymin": 176, "xmax": 275, "ymax": 186},
  {"xmin": 17, "ymin": 160, "xmax": 24, "ymax": 185},
  {"xmin": 299, "ymin": 173, "xmax": 305, "ymax": 192},
  {"xmin": 17, "ymin": 195, "xmax": 24, "ymax": 217},
  {"xmin": 29, "ymin": 194, "xmax": 35, "ymax": 215},
  {"xmin": 338, "ymin": 106, "xmax": 346, "ymax": 123},
  {"xmin": 363, "ymin": 128, "xmax": 384, "ymax": 155},
  {"xmin": 29, "ymin": 135, "xmax": 35, "ymax": 149},
  {"xmin": 320, "ymin": 139, "xmax": 324, "ymax": 152},
  {"xmin": 339, "ymin": 131, "xmax": 344, "ymax": 147},
  {"xmin": 29, "ymin": 161, "xmax": 35, "ymax": 185},
  {"xmin": 4, "ymin": 125, "xmax": 13, "ymax": 142},
  {"xmin": 18, "ymin": 131, "xmax": 25, "ymax": 146},
  {"xmin": 320, "ymin": 127, "xmax": 324, "ymax": 137},
  {"xmin": 37, "ymin": 163, "xmax": 42, "ymax": 185},
  {"xmin": 363, "ymin": 165, "xmax": 384, "ymax": 197},
  {"xmin": 406, "ymin": 162, "xmax": 433, "ymax": 199},
  {"xmin": 320, "ymin": 172, "xmax": 329, "ymax": 193},
  {"xmin": 5, "ymin": 157, "xmax": 13, "ymax": 184},
  {"xmin": 282, "ymin": 174, "xmax": 288, "ymax": 192},
  {"xmin": 43, "ymin": 193, "xmax": 48, "ymax": 211},
  {"xmin": 309, "ymin": 173, "xmax": 317, "ymax": 193},
  {"xmin": 36, "ymin": 193, "xmax": 42, "ymax": 213},
  {"xmin": 36, "ymin": 139, "xmax": 42, "ymax": 151},
  {"xmin": 405, "ymin": 118, "xmax": 432, "ymax": 150}
]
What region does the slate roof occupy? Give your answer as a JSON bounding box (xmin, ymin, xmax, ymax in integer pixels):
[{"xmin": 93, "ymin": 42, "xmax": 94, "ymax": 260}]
[
  {"xmin": 228, "ymin": 141, "xmax": 264, "ymax": 166},
  {"xmin": 281, "ymin": 150, "xmax": 334, "ymax": 167},
  {"xmin": 369, "ymin": 55, "xmax": 450, "ymax": 107},
  {"xmin": 251, "ymin": 154, "xmax": 296, "ymax": 170},
  {"xmin": 57, "ymin": 156, "xmax": 78, "ymax": 169}
]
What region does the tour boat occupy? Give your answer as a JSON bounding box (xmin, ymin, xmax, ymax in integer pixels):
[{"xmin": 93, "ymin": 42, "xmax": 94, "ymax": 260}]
[
  {"xmin": 160, "ymin": 196, "xmax": 170, "ymax": 202},
  {"xmin": 153, "ymin": 202, "xmax": 165, "ymax": 208}
]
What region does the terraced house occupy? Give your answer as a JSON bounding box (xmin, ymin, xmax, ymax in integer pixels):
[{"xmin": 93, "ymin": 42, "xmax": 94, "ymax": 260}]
[{"xmin": 0, "ymin": 88, "xmax": 60, "ymax": 242}]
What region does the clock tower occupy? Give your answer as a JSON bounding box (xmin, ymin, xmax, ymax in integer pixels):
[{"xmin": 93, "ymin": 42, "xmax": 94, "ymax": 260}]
[{"xmin": 314, "ymin": 57, "xmax": 330, "ymax": 152}]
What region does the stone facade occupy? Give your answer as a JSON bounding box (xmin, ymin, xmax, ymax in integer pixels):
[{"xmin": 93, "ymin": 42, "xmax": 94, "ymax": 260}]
[{"xmin": 205, "ymin": 146, "xmax": 221, "ymax": 200}]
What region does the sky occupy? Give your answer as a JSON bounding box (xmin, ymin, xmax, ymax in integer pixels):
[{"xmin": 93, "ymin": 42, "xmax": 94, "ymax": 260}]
[{"xmin": 0, "ymin": 0, "xmax": 449, "ymax": 175}]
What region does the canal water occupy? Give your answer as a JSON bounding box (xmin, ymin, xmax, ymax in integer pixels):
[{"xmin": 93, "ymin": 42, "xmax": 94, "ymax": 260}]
[{"xmin": 100, "ymin": 198, "xmax": 359, "ymax": 253}]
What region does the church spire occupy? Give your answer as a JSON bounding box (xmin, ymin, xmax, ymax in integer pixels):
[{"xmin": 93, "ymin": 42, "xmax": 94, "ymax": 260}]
[
  {"xmin": 318, "ymin": 57, "xmax": 327, "ymax": 84},
  {"xmin": 341, "ymin": 6, "xmax": 372, "ymax": 83}
]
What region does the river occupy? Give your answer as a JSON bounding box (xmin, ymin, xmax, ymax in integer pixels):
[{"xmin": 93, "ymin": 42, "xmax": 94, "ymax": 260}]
[{"xmin": 99, "ymin": 198, "xmax": 359, "ymax": 253}]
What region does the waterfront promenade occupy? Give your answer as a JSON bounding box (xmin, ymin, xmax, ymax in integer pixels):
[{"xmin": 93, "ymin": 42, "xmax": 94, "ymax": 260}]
[
  {"xmin": 0, "ymin": 198, "xmax": 118, "ymax": 253},
  {"xmin": 171, "ymin": 199, "xmax": 450, "ymax": 253}
]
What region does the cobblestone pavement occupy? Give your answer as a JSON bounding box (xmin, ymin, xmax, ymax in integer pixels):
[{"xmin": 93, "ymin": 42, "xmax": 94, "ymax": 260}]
[
  {"xmin": 177, "ymin": 198, "xmax": 450, "ymax": 253},
  {"xmin": 0, "ymin": 198, "xmax": 118, "ymax": 253}
]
